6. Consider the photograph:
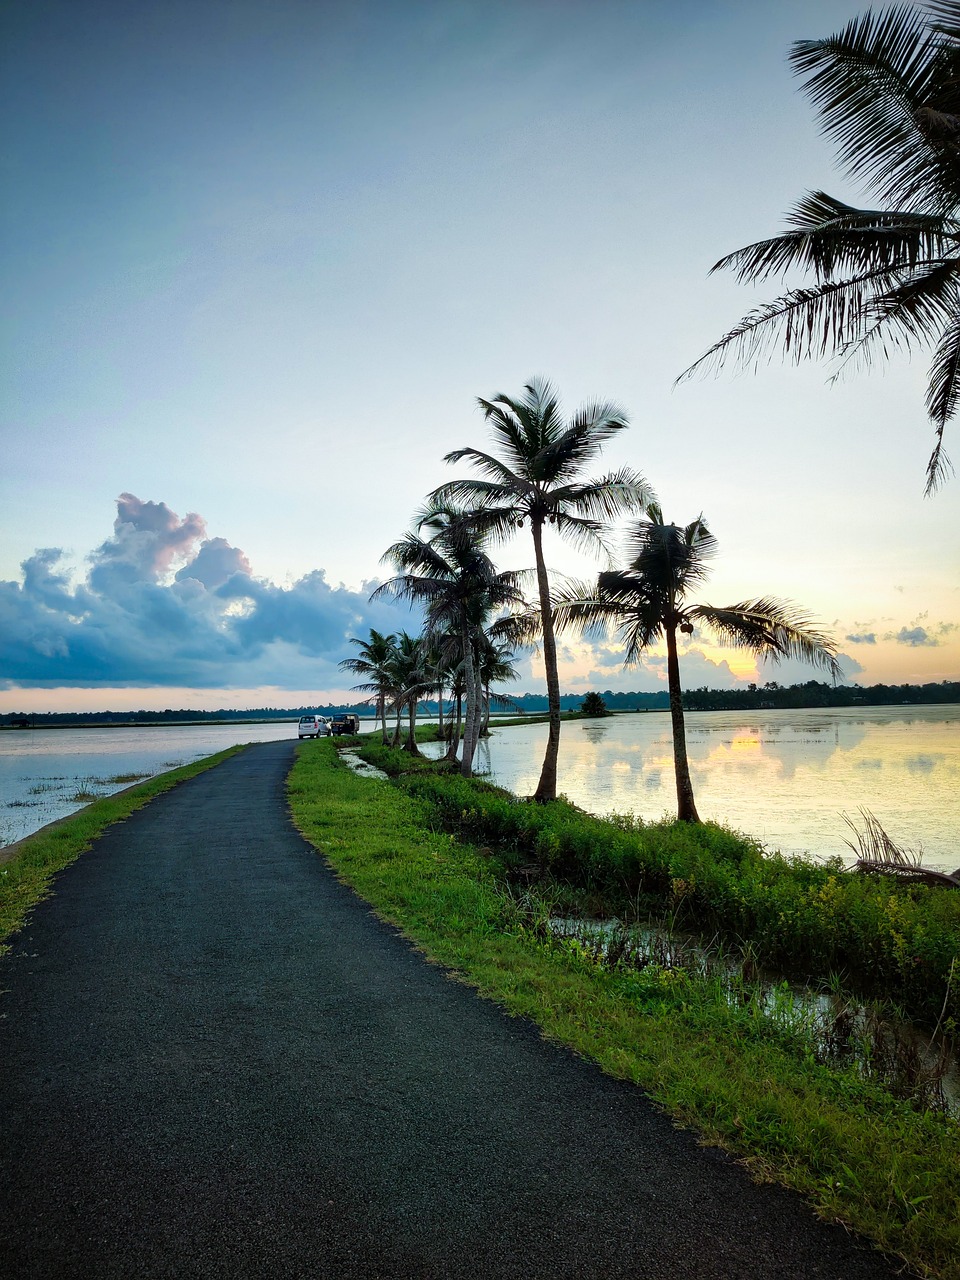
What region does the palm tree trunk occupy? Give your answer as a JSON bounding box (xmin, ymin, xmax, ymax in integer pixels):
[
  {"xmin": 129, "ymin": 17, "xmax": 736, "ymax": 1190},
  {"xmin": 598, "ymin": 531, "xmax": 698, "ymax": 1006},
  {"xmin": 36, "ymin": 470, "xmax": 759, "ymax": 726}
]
[
  {"xmin": 460, "ymin": 634, "xmax": 480, "ymax": 776},
  {"xmin": 404, "ymin": 697, "xmax": 422, "ymax": 755},
  {"xmin": 378, "ymin": 692, "xmax": 388, "ymax": 745},
  {"xmin": 446, "ymin": 690, "xmax": 463, "ymax": 762},
  {"xmin": 665, "ymin": 621, "xmax": 700, "ymax": 823},
  {"xmin": 531, "ymin": 518, "xmax": 561, "ymax": 803}
]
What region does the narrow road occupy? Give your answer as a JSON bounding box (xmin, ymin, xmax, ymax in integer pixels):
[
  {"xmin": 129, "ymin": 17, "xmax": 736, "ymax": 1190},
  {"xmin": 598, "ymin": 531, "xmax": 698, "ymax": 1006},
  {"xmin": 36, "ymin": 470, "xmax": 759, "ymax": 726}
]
[{"xmin": 1, "ymin": 740, "xmax": 899, "ymax": 1279}]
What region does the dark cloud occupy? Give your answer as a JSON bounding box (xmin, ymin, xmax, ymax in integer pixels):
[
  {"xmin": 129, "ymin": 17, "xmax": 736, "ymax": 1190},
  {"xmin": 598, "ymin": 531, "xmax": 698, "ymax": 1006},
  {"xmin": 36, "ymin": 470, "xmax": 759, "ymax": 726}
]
[
  {"xmin": 893, "ymin": 626, "xmax": 938, "ymax": 647},
  {"xmin": 845, "ymin": 632, "xmax": 876, "ymax": 645},
  {"xmin": 0, "ymin": 496, "xmax": 415, "ymax": 690}
]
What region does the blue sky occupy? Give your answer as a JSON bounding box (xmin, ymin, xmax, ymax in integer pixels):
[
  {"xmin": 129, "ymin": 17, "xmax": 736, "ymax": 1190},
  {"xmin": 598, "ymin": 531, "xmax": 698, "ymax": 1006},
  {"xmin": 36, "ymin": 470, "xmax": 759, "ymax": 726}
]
[{"xmin": 1, "ymin": 0, "xmax": 958, "ymax": 710}]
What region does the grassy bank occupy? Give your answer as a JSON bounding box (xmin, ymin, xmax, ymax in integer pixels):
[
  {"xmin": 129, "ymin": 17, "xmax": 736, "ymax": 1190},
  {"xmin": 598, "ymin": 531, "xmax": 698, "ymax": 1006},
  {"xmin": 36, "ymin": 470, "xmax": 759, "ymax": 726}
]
[
  {"xmin": 359, "ymin": 750, "xmax": 959, "ymax": 1033},
  {"xmin": 0, "ymin": 746, "xmax": 246, "ymax": 949},
  {"xmin": 289, "ymin": 739, "xmax": 959, "ymax": 1279}
]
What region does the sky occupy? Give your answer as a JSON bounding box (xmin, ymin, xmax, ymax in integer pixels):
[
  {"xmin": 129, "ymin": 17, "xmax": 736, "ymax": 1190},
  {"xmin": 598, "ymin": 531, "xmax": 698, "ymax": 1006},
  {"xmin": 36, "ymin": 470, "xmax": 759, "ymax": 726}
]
[{"xmin": 1, "ymin": 0, "xmax": 958, "ymax": 712}]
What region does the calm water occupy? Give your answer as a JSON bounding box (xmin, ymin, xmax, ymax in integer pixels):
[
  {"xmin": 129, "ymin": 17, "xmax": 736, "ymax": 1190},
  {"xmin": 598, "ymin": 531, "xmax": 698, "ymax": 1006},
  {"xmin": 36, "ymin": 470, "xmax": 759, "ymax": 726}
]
[
  {"xmin": 0, "ymin": 721, "xmax": 304, "ymax": 847},
  {"xmin": 426, "ymin": 706, "xmax": 960, "ymax": 869},
  {"xmin": 4, "ymin": 708, "xmax": 958, "ymax": 868}
]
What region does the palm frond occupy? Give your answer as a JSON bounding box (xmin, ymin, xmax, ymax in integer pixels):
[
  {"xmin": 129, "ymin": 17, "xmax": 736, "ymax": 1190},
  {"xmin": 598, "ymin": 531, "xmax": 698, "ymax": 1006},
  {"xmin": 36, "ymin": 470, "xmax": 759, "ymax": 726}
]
[
  {"xmin": 681, "ymin": 268, "xmax": 922, "ymax": 380},
  {"xmin": 925, "ymin": 312, "xmax": 960, "ymax": 490},
  {"xmin": 712, "ymin": 193, "xmax": 958, "ymax": 282},
  {"xmin": 790, "ymin": 5, "xmax": 955, "ymax": 210},
  {"xmin": 440, "ymin": 448, "xmax": 524, "ymax": 492},
  {"xmin": 690, "ymin": 598, "xmax": 843, "ymax": 681},
  {"xmin": 553, "ymin": 468, "xmax": 656, "ymax": 522}
]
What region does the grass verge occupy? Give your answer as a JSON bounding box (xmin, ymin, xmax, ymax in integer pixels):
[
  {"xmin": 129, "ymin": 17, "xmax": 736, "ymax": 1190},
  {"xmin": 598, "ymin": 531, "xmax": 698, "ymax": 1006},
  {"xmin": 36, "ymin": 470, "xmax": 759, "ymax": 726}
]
[
  {"xmin": 0, "ymin": 746, "xmax": 246, "ymax": 949},
  {"xmin": 289, "ymin": 739, "xmax": 959, "ymax": 1280}
]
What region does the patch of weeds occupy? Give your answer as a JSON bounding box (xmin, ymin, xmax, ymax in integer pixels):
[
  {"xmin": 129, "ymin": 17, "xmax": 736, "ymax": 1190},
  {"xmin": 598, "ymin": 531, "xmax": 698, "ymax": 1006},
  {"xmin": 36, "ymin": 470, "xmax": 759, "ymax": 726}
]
[{"xmin": 106, "ymin": 772, "xmax": 152, "ymax": 785}]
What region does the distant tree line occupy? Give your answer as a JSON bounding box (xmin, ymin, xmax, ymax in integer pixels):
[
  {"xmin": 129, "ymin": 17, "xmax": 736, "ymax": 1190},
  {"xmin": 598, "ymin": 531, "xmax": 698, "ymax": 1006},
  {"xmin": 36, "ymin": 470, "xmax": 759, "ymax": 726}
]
[{"xmin": 4, "ymin": 680, "xmax": 958, "ymax": 728}]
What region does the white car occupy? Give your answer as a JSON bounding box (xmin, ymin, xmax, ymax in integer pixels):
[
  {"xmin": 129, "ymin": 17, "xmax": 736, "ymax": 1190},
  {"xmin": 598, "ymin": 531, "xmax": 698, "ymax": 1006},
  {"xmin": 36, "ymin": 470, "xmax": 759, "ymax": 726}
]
[{"xmin": 297, "ymin": 714, "xmax": 329, "ymax": 739}]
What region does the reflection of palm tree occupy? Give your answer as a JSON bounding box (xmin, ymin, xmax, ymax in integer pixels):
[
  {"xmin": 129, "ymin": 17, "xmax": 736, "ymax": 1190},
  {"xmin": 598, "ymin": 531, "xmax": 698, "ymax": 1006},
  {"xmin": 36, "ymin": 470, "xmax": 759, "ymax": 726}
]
[
  {"xmin": 681, "ymin": 2, "xmax": 960, "ymax": 492},
  {"xmin": 338, "ymin": 628, "xmax": 396, "ymax": 744},
  {"xmin": 375, "ymin": 501, "xmax": 524, "ymax": 775},
  {"xmin": 434, "ymin": 378, "xmax": 653, "ymax": 801},
  {"xmin": 554, "ymin": 507, "xmax": 842, "ymax": 822}
]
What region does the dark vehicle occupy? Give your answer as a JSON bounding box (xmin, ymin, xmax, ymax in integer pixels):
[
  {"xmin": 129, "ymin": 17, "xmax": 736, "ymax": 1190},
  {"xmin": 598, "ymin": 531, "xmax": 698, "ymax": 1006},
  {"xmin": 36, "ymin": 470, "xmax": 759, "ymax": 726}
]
[{"xmin": 330, "ymin": 714, "xmax": 360, "ymax": 736}]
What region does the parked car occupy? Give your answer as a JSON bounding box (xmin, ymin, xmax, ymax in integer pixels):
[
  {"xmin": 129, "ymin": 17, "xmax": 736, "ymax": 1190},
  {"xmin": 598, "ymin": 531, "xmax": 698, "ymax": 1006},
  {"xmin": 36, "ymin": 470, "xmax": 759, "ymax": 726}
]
[
  {"xmin": 297, "ymin": 714, "xmax": 329, "ymax": 739},
  {"xmin": 330, "ymin": 713, "xmax": 360, "ymax": 736}
]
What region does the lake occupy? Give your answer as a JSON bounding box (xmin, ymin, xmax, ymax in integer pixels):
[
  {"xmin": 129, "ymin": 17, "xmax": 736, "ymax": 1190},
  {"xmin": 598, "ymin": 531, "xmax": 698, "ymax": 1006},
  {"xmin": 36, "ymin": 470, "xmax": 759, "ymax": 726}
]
[
  {"xmin": 425, "ymin": 705, "xmax": 960, "ymax": 870},
  {"xmin": 0, "ymin": 721, "xmax": 305, "ymax": 847},
  {"xmin": 3, "ymin": 707, "xmax": 958, "ymax": 868}
]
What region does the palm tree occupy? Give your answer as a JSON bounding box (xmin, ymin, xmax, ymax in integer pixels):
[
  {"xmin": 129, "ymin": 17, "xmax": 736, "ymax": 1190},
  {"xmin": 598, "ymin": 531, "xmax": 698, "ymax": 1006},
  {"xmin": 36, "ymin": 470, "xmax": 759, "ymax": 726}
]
[
  {"xmin": 476, "ymin": 634, "xmax": 521, "ymax": 736},
  {"xmin": 434, "ymin": 378, "xmax": 653, "ymax": 802},
  {"xmin": 384, "ymin": 630, "xmax": 430, "ymax": 754},
  {"xmin": 553, "ymin": 506, "xmax": 843, "ymax": 822},
  {"xmin": 680, "ymin": 0, "xmax": 960, "ymax": 493},
  {"xmin": 338, "ymin": 628, "xmax": 396, "ymax": 744},
  {"xmin": 374, "ymin": 501, "xmax": 525, "ymax": 776}
]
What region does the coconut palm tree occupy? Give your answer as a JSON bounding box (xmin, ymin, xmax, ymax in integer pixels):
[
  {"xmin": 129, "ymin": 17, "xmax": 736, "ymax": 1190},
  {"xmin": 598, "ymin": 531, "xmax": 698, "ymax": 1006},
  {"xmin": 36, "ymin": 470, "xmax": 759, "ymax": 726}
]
[
  {"xmin": 680, "ymin": 0, "xmax": 960, "ymax": 492},
  {"xmin": 553, "ymin": 506, "xmax": 843, "ymax": 822},
  {"xmin": 338, "ymin": 628, "xmax": 397, "ymax": 744},
  {"xmin": 476, "ymin": 634, "xmax": 521, "ymax": 736},
  {"xmin": 374, "ymin": 500, "xmax": 525, "ymax": 776},
  {"xmin": 383, "ymin": 630, "xmax": 430, "ymax": 754},
  {"xmin": 433, "ymin": 378, "xmax": 653, "ymax": 801}
]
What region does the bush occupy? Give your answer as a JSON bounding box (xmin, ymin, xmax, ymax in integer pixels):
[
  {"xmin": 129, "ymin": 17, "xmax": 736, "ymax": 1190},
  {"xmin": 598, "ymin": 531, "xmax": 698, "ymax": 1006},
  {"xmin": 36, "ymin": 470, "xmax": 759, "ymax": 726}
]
[{"xmin": 384, "ymin": 761, "xmax": 960, "ymax": 1030}]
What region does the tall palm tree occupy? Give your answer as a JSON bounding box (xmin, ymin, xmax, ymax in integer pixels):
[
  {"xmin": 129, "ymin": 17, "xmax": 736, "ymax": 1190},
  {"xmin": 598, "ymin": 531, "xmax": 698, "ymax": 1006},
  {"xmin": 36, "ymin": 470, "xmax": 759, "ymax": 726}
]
[
  {"xmin": 553, "ymin": 506, "xmax": 843, "ymax": 822},
  {"xmin": 374, "ymin": 500, "xmax": 525, "ymax": 776},
  {"xmin": 433, "ymin": 378, "xmax": 653, "ymax": 801},
  {"xmin": 680, "ymin": 1, "xmax": 960, "ymax": 492},
  {"xmin": 338, "ymin": 628, "xmax": 397, "ymax": 744}
]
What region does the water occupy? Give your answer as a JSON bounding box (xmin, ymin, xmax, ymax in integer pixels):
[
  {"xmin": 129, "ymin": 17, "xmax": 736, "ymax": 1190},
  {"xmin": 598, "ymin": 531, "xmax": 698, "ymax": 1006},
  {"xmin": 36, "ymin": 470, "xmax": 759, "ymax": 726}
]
[
  {"xmin": 425, "ymin": 706, "xmax": 960, "ymax": 868},
  {"xmin": 0, "ymin": 721, "xmax": 304, "ymax": 847}
]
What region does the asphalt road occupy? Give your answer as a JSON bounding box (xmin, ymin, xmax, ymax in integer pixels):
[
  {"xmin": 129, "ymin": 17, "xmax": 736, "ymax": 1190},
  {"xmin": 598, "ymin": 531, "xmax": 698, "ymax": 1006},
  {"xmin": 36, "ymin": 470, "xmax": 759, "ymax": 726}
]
[{"xmin": 0, "ymin": 739, "xmax": 902, "ymax": 1279}]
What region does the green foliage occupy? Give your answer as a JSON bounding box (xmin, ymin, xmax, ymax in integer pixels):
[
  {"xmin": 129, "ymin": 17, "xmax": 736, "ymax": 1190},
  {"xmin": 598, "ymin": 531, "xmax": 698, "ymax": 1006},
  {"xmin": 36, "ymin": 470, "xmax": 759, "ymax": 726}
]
[
  {"xmin": 383, "ymin": 762, "xmax": 960, "ymax": 1029},
  {"xmin": 579, "ymin": 691, "xmax": 608, "ymax": 717}
]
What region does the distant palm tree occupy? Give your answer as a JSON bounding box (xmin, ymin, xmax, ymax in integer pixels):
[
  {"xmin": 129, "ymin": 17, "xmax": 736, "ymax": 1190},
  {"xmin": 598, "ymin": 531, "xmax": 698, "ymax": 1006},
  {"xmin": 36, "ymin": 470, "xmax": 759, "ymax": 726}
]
[
  {"xmin": 680, "ymin": 0, "xmax": 960, "ymax": 492},
  {"xmin": 374, "ymin": 501, "xmax": 524, "ymax": 775},
  {"xmin": 338, "ymin": 628, "xmax": 396, "ymax": 744},
  {"xmin": 554, "ymin": 507, "xmax": 842, "ymax": 822},
  {"xmin": 384, "ymin": 630, "xmax": 430, "ymax": 754},
  {"xmin": 434, "ymin": 378, "xmax": 653, "ymax": 801},
  {"xmin": 476, "ymin": 634, "xmax": 521, "ymax": 736}
]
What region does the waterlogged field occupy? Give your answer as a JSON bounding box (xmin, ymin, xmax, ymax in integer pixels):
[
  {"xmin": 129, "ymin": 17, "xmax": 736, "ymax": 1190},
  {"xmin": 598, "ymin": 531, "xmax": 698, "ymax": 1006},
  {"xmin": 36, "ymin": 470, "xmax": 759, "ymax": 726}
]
[
  {"xmin": 425, "ymin": 705, "xmax": 960, "ymax": 869},
  {"xmin": 0, "ymin": 722, "xmax": 300, "ymax": 847}
]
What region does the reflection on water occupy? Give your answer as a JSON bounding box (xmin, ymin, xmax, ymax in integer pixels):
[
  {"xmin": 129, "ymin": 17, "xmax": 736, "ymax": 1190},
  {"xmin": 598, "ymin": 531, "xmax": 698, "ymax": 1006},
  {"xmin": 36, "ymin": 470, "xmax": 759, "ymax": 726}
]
[{"xmin": 428, "ymin": 706, "xmax": 960, "ymax": 867}]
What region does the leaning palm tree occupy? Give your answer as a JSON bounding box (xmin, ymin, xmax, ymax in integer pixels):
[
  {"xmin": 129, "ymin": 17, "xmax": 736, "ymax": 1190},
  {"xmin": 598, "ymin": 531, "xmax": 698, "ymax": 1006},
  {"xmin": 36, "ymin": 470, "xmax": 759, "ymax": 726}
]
[
  {"xmin": 433, "ymin": 378, "xmax": 653, "ymax": 801},
  {"xmin": 374, "ymin": 500, "xmax": 525, "ymax": 776},
  {"xmin": 338, "ymin": 628, "xmax": 397, "ymax": 744},
  {"xmin": 680, "ymin": 0, "xmax": 960, "ymax": 492},
  {"xmin": 553, "ymin": 507, "xmax": 843, "ymax": 823}
]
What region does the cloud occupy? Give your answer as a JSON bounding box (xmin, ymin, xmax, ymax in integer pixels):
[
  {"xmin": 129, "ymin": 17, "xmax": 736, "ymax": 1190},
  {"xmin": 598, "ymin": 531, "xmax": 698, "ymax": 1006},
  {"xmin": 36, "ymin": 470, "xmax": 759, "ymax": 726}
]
[
  {"xmin": 845, "ymin": 632, "xmax": 876, "ymax": 645},
  {"xmin": 0, "ymin": 495, "xmax": 415, "ymax": 690},
  {"xmin": 893, "ymin": 626, "xmax": 938, "ymax": 647}
]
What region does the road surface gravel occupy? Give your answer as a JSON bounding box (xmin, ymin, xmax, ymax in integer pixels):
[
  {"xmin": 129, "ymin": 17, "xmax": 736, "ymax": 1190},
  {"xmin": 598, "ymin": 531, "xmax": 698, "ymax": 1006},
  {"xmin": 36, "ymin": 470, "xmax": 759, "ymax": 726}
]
[{"xmin": 0, "ymin": 740, "xmax": 902, "ymax": 1278}]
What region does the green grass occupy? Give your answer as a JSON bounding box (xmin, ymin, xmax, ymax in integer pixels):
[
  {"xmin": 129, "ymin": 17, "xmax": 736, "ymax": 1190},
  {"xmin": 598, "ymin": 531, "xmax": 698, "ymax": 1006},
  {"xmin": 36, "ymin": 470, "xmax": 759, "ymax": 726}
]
[
  {"xmin": 375, "ymin": 763, "xmax": 960, "ymax": 1032},
  {"xmin": 0, "ymin": 746, "xmax": 246, "ymax": 949},
  {"xmin": 289, "ymin": 740, "xmax": 960, "ymax": 1280}
]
